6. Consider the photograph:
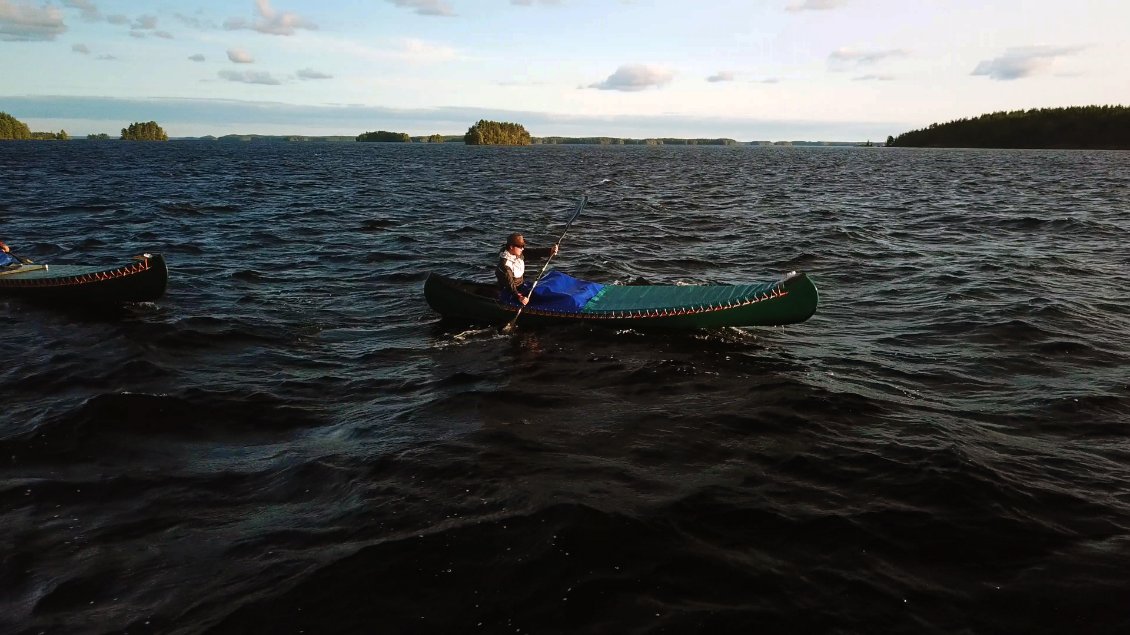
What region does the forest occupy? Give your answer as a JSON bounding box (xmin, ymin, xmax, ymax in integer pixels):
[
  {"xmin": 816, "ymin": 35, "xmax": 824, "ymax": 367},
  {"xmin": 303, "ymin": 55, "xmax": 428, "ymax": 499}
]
[
  {"xmin": 886, "ymin": 105, "xmax": 1130, "ymax": 149},
  {"xmin": 121, "ymin": 121, "xmax": 168, "ymax": 141},
  {"xmin": 0, "ymin": 112, "xmax": 66, "ymax": 140},
  {"xmin": 464, "ymin": 120, "xmax": 531, "ymax": 145},
  {"xmin": 357, "ymin": 130, "xmax": 410, "ymax": 142}
]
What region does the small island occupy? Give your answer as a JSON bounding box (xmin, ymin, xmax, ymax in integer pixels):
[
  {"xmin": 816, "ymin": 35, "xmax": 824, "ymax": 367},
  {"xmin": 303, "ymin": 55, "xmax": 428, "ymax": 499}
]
[
  {"xmin": 121, "ymin": 121, "xmax": 168, "ymax": 141},
  {"xmin": 887, "ymin": 105, "xmax": 1130, "ymax": 150},
  {"xmin": 357, "ymin": 130, "xmax": 410, "ymax": 142},
  {"xmin": 464, "ymin": 119, "xmax": 531, "ymax": 145},
  {"xmin": 1, "ymin": 111, "xmax": 68, "ymax": 140}
]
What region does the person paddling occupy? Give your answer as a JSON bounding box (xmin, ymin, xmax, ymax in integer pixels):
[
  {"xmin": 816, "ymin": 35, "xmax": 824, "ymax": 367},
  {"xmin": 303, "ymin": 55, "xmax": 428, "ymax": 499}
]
[
  {"xmin": 496, "ymin": 232, "xmax": 558, "ymax": 305},
  {"xmin": 0, "ymin": 240, "xmax": 32, "ymax": 268}
]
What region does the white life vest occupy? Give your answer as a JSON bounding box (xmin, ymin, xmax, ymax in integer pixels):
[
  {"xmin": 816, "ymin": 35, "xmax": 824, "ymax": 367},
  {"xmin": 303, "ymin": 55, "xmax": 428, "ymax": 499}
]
[{"xmin": 499, "ymin": 249, "xmax": 524, "ymax": 280}]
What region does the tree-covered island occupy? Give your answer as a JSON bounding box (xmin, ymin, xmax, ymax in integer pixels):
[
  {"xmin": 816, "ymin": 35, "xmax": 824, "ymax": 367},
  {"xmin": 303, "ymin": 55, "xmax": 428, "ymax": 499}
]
[
  {"xmin": 464, "ymin": 120, "xmax": 531, "ymax": 145},
  {"xmin": 121, "ymin": 121, "xmax": 168, "ymax": 141},
  {"xmin": 1, "ymin": 112, "xmax": 67, "ymax": 140},
  {"xmin": 357, "ymin": 130, "xmax": 410, "ymax": 142},
  {"xmin": 887, "ymin": 105, "xmax": 1130, "ymax": 149}
]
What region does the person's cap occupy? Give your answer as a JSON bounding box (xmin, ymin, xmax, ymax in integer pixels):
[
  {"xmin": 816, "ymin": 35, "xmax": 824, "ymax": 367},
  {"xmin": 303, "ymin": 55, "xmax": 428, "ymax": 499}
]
[{"xmin": 507, "ymin": 233, "xmax": 526, "ymax": 247}]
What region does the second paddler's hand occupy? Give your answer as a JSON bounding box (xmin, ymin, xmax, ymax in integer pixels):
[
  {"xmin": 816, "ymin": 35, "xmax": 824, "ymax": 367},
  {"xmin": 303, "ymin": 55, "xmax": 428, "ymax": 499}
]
[
  {"xmin": 518, "ymin": 294, "xmax": 529, "ymax": 306},
  {"xmin": 550, "ymin": 244, "xmax": 559, "ymax": 256}
]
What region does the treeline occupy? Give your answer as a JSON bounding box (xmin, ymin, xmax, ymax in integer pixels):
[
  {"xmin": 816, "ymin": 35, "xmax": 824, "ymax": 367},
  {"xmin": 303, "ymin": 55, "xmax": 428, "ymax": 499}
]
[
  {"xmin": 464, "ymin": 120, "xmax": 531, "ymax": 145},
  {"xmin": 535, "ymin": 137, "xmax": 739, "ymax": 146},
  {"xmin": 121, "ymin": 121, "xmax": 168, "ymax": 141},
  {"xmin": 1, "ymin": 112, "xmax": 67, "ymax": 140},
  {"xmin": 887, "ymin": 105, "xmax": 1130, "ymax": 149},
  {"xmin": 357, "ymin": 130, "xmax": 410, "ymax": 142}
]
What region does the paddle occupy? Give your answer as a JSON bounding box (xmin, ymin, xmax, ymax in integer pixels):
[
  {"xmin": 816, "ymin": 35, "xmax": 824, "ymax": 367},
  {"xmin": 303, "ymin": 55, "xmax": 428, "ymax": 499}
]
[{"xmin": 501, "ymin": 180, "xmax": 609, "ymax": 334}]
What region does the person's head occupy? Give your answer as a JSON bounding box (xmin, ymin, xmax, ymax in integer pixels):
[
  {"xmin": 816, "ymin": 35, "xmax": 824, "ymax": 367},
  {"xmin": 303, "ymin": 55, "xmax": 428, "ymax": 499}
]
[
  {"xmin": 505, "ymin": 233, "xmax": 526, "ymax": 255},
  {"xmin": 0, "ymin": 241, "xmax": 8, "ymax": 253}
]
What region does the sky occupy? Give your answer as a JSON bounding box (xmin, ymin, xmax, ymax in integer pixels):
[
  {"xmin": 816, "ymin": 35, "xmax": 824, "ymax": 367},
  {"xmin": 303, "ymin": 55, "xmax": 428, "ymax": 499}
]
[{"xmin": 1, "ymin": 0, "xmax": 1127, "ymax": 140}]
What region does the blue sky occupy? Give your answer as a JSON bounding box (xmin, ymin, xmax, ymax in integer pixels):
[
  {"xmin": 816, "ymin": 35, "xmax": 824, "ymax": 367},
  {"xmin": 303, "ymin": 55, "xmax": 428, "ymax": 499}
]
[{"xmin": 2, "ymin": 0, "xmax": 1126, "ymax": 140}]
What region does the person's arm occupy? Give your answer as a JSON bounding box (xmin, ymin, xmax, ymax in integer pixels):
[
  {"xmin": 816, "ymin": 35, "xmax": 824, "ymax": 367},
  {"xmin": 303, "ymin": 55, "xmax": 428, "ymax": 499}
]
[
  {"xmin": 523, "ymin": 244, "xmax": 559, "ymax": 260},
  {"xmin": 496, "ymin": 261, "xmax": 522, "ymax": 297}
]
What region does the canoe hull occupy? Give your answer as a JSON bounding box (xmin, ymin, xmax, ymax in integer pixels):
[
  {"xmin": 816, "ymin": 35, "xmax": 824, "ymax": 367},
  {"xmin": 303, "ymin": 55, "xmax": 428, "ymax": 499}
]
[
  {"xmin": 424, "ymin": 271, "xmax": 818, "ymax": 329},
  {"xmin": 0, "ymin": 253, "xmax": 168, "ymax": 305}
]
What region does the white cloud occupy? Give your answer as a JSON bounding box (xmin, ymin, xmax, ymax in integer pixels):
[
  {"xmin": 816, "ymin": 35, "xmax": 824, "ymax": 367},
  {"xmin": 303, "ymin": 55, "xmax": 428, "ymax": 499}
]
[
  {"xmin": 786, "ymin": 0, "xmax": 846, "ymax": 12},
  {"xmin": 854, "ymin": 74, "xmax": 894, "ymax": 81},
  {"xmin": 707, "ymin": 71, "xmax": 735, "ymax": 83},
  {"xmin": 63, "ymin": 0, "xmax": 99, "ymax": 21},
  {"xmin": 219, "ymin": 70, "xmax": 281, "ymax": 85},
  {"xmin": 512, "ymin": 0, "xmax": 561, "ymax": 5},
  {"xmin": 589, "ymin": 65, "xmax": 674, "ymax": 91},
  {"xmin": 72, "ymin": 42, "xmax": 89, "ymax": 54},
  {"xmin": 189, "ymin": 53, "xmax": 205, "ymax": 62},
  {"xmin": 105, "ymin": 13, "xmax": 127, "ymax": 25},
  {"xmin": 828, "ymin": 48, "xmax": 906, "ymax": 71},
  {"xmin": 0, "ymin": 0, "xmax": 67, "ymax": 41},
  {"xmin": 154, "ymin": 30, "xmax": 172, "ymax": 39},
  {"xmin": 972, "ymin": 46, "xmax": 1085, "ymax": 81},
  {"xmin": 297, "ymin": 68, "xmax": 333, "ymax": 80},
  {"xmin": 225, "ymin": 0, "xmax": 316, "ymax": 36},
  {"xmin": 227, "ymin": 48, "xmax": 255, "ymax": 64},
  {"xmin": 386, "ymin": 0, "xmax": 455, "ymax": 17}
]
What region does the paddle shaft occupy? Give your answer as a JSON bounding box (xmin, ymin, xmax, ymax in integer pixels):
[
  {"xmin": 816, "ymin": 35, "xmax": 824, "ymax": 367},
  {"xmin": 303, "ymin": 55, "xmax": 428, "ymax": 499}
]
[{"xmin": 502, "ymin": 195, "xmax": 587, "ymax": 332}]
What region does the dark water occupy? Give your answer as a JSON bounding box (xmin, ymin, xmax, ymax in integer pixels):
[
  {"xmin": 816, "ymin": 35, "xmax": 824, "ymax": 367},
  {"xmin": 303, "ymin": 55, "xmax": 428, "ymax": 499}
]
[{"xmin": 2, "ymin": 141, "xmax": 1128, "ymax": 634}]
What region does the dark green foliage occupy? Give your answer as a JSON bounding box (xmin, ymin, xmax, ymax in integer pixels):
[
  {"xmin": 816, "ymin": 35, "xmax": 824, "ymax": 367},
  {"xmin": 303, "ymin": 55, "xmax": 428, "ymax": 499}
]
[
  {"xmin": 121, "ymin": 121, "xmax": 168, "ymax": 141},
  {"xmin": 30, "ymin": 130, "xmax": 68, "ymax": 140},
  {"xmin": 0, "ymin": 112, "xmax": 32, "ymax": 140},
  {"xmin": 464, "ymin": 120, "xmax": 531, "ymax": 145},
  {"xmin": 887, "ymin": 105, "xmax": 1130, "ymax": 149},
  {"xmin": 425, "ymin": 134, "xmax": 446, "ymax": 143},
  {"xmin": 87, "ymin": 133, "xmax": 111, "ymax": 140},
  {"xmin": 357, "ymin": 130, "xmax": 410, "ymax": 142}
]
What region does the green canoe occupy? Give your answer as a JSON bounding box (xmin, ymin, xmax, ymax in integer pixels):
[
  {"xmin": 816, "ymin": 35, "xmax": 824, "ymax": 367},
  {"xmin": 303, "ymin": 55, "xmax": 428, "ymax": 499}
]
[{"xmin": 424, "ymin": 271, "xmax": 818, "ymax": 329}]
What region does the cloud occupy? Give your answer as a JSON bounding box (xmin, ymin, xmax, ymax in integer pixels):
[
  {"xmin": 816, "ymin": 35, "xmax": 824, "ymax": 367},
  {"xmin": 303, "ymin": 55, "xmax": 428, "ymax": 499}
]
[
  {"xmin": 511, "ymin": 0, "xmax": 561, "ymax": 5},
  {"xmin": 189, "ymin": 53, "xmax": 205, "ymax": 62},
  {"xmin": 227, "ymin": 48, "xmax": 255, "ymax": 64},
  {"xmin": 828, "ymin": 48, "xmax": 906, "ymax": 71},
  {"xmin": 854, "ymin": 74, "xmax": 894, "ymax": 81},
  {"xmin": 95, "ymin": 54, "xmax": 115, "ymax": 60},
  {"xmin": 297, "ymin": 68, "xmax": 333, "ymax": 80},
  {"xmin": 71, "ymin": 43, "xmax": 89, "ymax": 54},
  {"xmin": 972, "ymin": 46, "xmax": 1085, "ymax": 81},
  {"xmin": 786, "ymin": 0, "xmax": 846, "ymax": 12},
  {"xmin": 225, "ymin": 0, "xmax": 316, "ymax": 35},
  {"xmin": 707, "ymin": 71, "xmax": 735, "ymax": 83},
  {"xmin": 131, "ymin": 14, "xmax": 157, "ymax": 30},
  {"xmin": 0, "ymin": 0, "xmax": 67, "ymax": 41},
  {"xmin": 386, "ymin": 0, "xmax": 455, "ymax": 17},
  {"xmin": 154, "ymin": 30, "xmax": 173, "ymax": 39},
  {"xmin": 589, "ymin": 65, "xmax": 674, "ymax": 91},
  {"xmin": 175, "ymin": 12, "xmax": 217, "ymax": 30},
  {"xmin": 219, "ymin": 70, "xmax": 281, "ymax": 85},
  {"xmin": 754, "ymin": 77, "xmax": 781, "ymax": 84},
  {"xmin": 106, "ymin": 14, "xmax": 127, "ymax": 25},
  {"xmin": 63, "ymin": 0, "xmax": 99, "ymax": 21}
]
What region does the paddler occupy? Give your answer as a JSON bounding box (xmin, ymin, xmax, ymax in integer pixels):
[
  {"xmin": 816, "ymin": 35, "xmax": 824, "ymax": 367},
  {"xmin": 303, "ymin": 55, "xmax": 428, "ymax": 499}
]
[
  {"xmin": 496, "ymin": 232, "xmax": 558, "ymax": 305},
  {"xmin": 0, "ymin": 240, "xmax": 32, "ymax": 268}
]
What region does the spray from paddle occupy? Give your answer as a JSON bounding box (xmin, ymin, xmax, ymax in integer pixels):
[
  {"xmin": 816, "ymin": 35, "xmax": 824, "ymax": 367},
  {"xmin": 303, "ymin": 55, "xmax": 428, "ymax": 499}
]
[{"xmin": 501, "ymin": 179, "xmax": 611, "ymax": 334}]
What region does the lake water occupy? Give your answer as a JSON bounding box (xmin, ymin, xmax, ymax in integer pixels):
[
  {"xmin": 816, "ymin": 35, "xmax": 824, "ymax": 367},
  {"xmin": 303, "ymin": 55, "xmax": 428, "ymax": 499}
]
[{"xmin": 1, "ymin": 141, "xmax": 1128, "ymax": 634}]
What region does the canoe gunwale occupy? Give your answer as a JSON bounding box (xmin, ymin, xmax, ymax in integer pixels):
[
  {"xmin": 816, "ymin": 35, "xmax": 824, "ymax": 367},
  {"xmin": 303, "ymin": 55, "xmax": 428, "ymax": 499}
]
[
  {"xmin": 0, "ymin": 253, "xmax": 168, "ymax": 304},
  {"xmin": 424, "ymin": 271, "xmax": 818, "ymax": 328}
]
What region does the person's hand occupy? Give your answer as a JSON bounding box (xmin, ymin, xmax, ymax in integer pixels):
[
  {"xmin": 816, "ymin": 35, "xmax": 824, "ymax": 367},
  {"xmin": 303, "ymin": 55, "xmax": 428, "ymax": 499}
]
[
  {"xmin": 0, "ymin": 241, "xmax": 9, "ymax": 253},
  {"xmin": 518, "ymin": 294, "xmax": 529, "ymax": 306},
  {"xmin": 550, "ymin": 244, "xmax": 559, "ymax": 256}
]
